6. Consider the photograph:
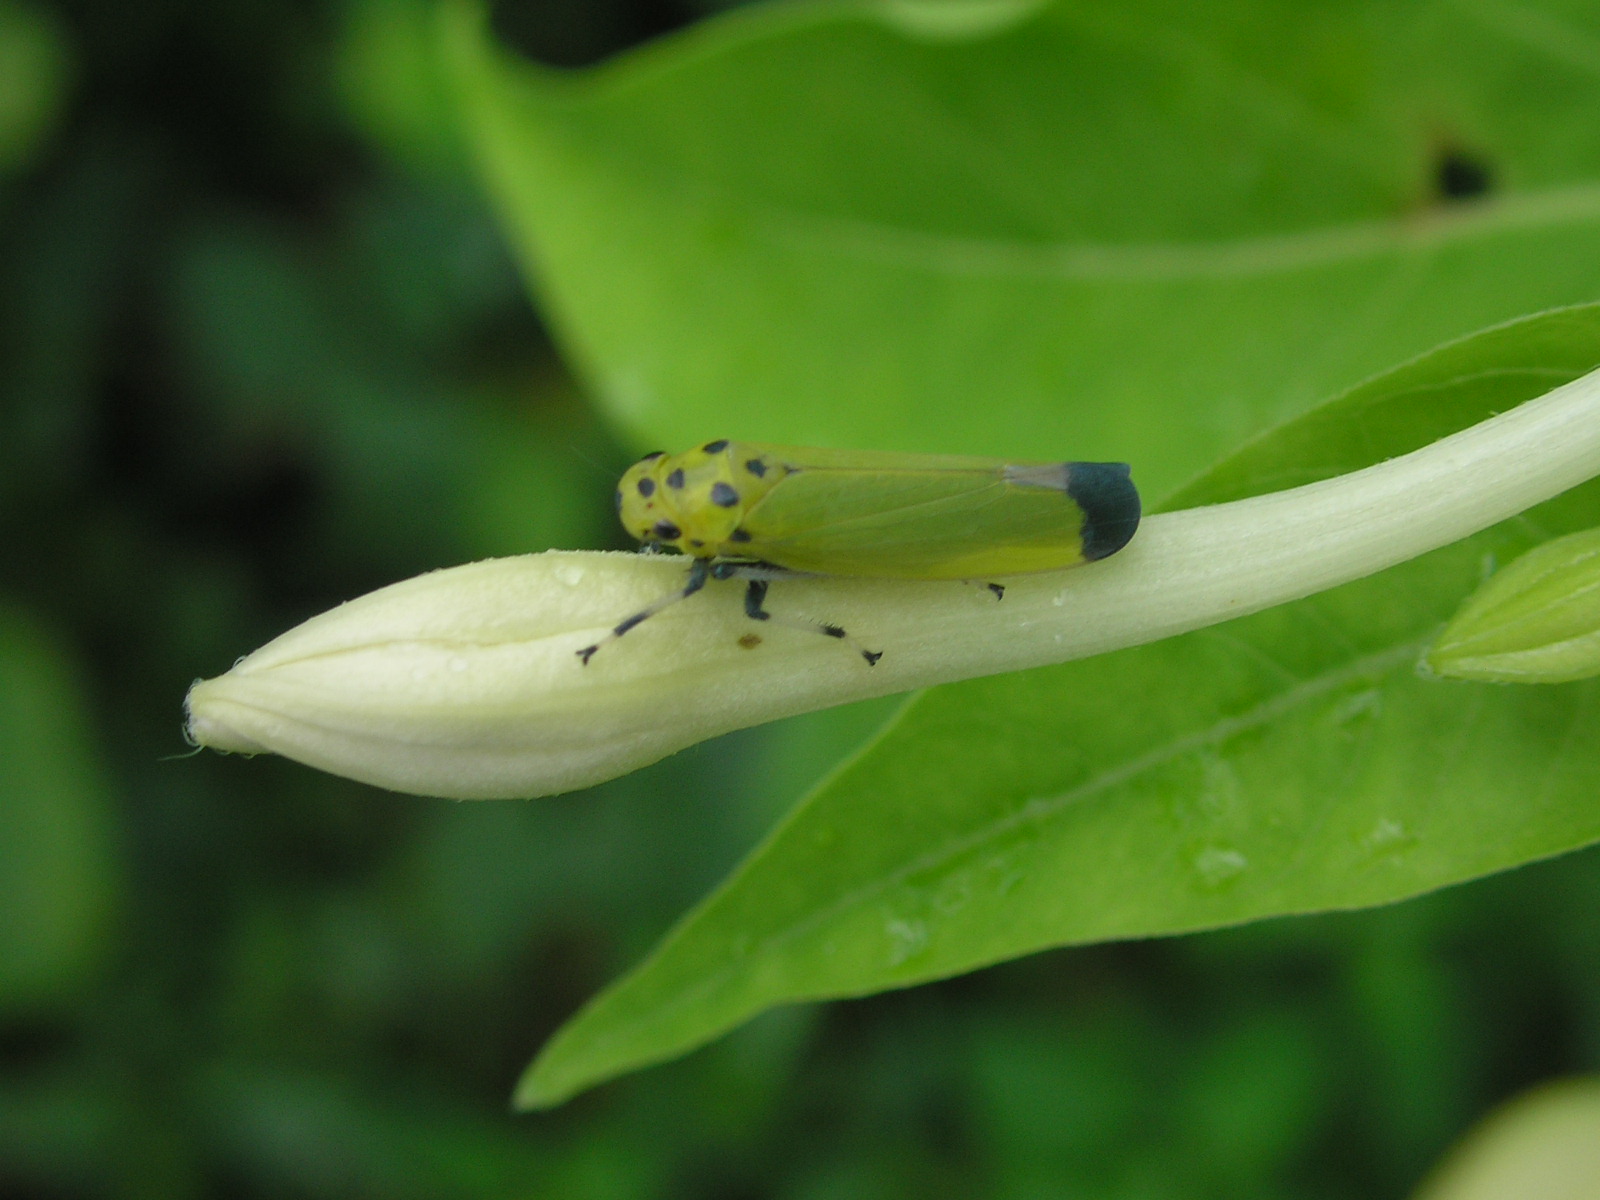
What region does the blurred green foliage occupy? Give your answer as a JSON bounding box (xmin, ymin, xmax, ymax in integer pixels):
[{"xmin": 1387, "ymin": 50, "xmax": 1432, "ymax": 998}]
[
  {"xmin": 0, "ymin": 602, "xmax": 118, "ymax": 1014},
  {"xmin": 0, "ymin": 1, "xmax": 70, "ymax": 176},
  {"xmin": 3, "ymin": 1, "xmax": 1600, "ymax": 1197}
]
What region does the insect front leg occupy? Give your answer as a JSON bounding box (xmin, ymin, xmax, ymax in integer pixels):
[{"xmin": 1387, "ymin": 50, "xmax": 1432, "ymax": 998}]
[
  {"xmin": 735, "ymin": 572, "xmax": 882, "ymax": 667},
  {"xmin": 577, "ymin": 557, "xmax": 712, "ymax": 665}
]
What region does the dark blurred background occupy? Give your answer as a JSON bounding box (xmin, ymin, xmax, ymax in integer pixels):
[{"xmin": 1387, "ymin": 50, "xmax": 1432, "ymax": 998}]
[{"xmin": 4, "ymin": 1, "xmax": 1600, "ymax": 1196}]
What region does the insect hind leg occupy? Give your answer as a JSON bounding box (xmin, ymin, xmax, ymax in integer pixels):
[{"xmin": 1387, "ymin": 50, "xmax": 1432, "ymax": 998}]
[
  {"xmin": 577, "ymin": 558, "xmax": 711, "ymax": 665},
  {"xmin": 739, "ymin": 576, "xmax": 882, "ymax": 666}
]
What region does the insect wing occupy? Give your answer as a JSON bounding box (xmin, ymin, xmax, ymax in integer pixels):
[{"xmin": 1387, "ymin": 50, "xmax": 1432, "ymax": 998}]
[{"xmin": 738, "ymin": 456, "xmax": 1095, "ymax": 579}]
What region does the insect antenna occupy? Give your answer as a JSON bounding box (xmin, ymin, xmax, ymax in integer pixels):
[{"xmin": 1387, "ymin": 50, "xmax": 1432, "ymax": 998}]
[{"xmin": 565, "ymin": 440, "xmax": 626, "ymax": 484}]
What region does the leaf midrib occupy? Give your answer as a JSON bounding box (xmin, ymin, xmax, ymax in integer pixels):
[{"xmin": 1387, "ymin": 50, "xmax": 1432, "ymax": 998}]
[{"xmin": 752, "ymin": 183, "xmax": 1600, "ymax": 280}]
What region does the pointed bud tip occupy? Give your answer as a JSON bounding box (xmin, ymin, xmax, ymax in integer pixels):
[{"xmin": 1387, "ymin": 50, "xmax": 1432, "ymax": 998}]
[{"xmin": 184, "ymin": 677, "xmax": 269, "ymax": 755}]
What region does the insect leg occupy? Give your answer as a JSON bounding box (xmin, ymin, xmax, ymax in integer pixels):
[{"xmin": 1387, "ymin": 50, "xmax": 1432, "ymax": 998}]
[
  {"xmin": 742, "ymin": 577, "xmax": 770, "ymax": 619},
  {"xmin": 740, "ymin": 577, "xmax": 882, "ymax": 666},
  {"xmin": 577, "ymin": 557, "xmax": 712, "ymax": 665},
  {"xmin": 958, "ymin": 578, "xmax": 1006, "ymax": 600}
]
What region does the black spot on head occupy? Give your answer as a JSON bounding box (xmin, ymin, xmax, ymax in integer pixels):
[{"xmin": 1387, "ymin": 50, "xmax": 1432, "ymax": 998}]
[
  {"xmin": 711, "ymin": 482, "xmax": 739, "ymax": 507},
  {"xmin": 653, "ymin": 520, "xmax": 682, "ymax": 540},
  {"xmin": 641, "ymin": 451, "xmax": 665, "ymax": 461},
  {"xmin": 636, "ymin": 478, "xmax": 655, "ymax": 497},
  {"xmin": 1065, "ymin": 462, "xmax": 1141, "ymax": 561},
  {"xmin": 1436, "ymin": 150, "xmax": 1493, "ymax": 201},
  {"xmin": 666, "ymin": 469, "xmax": 685, "ymax": 489},
  {"xmin": 702, "ymin": 439, "xmax": 730, "ymax": 453},
  {"xmin": 729, "ymin": 528, "xmax": 752, "ymax": 543},
  {"xmin": 745, "ymin": 458, "xmax": 767, "ymax": 477}
]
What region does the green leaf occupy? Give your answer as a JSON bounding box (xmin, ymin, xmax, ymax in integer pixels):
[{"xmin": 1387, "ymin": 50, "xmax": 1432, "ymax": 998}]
[
  {"xmin": 0, "ymin": 601, "xmax": 120, "ymax": 1012},
  {"xmin": 516, "ymin": 306, "xmax": 1600, "ymax": 1106},
  {"xmin": 1425, "ymin": 528, "xmax": 1600, "ymax": 684},
  {"xmin": 444, "ymin": 0, "xmax": 1600, "ymax": 495}
]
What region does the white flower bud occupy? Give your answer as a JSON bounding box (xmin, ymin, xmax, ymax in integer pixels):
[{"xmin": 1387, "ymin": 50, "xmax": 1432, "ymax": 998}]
[{"xmin": 186, "ymin": 368, "xmax": 1600, "ymax": 798}]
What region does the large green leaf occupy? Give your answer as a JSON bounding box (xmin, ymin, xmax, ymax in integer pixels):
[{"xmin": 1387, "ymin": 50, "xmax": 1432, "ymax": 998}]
[
  {"xmin": 517, "ymin": 306, "xmax": 1600, "ymax": 1106},
  {"xmin": 445, "ymin": 0, "xmax": 1600, "ymax": 495}
]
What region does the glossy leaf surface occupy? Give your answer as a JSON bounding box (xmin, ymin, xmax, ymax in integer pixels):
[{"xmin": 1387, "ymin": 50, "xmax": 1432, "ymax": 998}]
[{"xmin": 520, "ymin": 307, "xmax": 1600, "ymax": 1105}]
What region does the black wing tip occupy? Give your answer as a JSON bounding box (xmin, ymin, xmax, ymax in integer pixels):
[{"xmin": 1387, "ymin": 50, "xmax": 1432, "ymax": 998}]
[{"xmin": 1066, "ymin": 462, "xmax": 1141, "ymax": 561}]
